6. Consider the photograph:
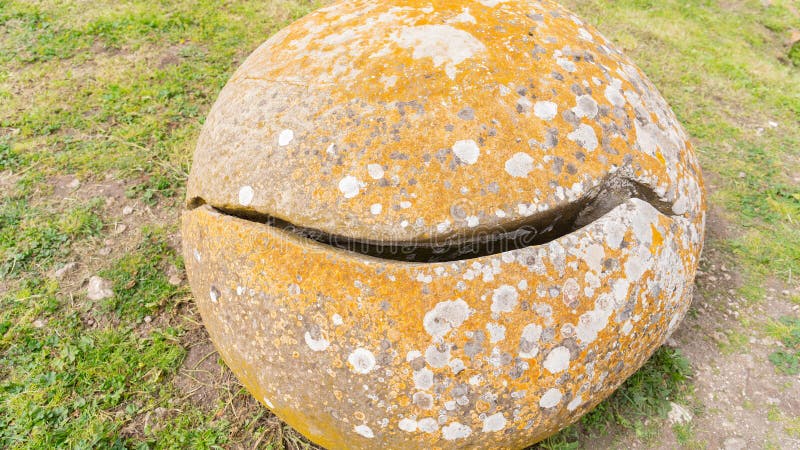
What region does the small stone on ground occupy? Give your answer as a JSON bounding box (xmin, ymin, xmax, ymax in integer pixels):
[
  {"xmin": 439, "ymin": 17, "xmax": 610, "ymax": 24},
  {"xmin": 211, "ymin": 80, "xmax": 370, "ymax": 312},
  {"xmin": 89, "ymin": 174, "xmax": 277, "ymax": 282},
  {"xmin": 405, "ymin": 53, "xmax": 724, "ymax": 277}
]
[
  {"xmin": 55, "ymin": 262, "xmax": 79, "ymax": 279},
  {"xmin": 87, "ymin": 276, "xmax": 114, "ymax": 300}
]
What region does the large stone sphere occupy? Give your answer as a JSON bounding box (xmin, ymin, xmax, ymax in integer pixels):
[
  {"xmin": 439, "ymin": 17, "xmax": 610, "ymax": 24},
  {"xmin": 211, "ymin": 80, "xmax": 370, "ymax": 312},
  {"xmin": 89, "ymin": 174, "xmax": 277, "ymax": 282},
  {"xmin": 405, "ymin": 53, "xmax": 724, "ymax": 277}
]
[{"xmin": 182, "ymin": 0, "xmax": 706, "ymax": 448}]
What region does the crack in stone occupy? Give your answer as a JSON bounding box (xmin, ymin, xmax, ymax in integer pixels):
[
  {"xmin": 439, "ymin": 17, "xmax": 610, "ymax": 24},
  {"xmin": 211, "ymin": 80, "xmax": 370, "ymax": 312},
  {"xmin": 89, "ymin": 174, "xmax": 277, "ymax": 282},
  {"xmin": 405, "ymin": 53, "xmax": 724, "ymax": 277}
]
[{"xmin": 187, "ymin": 174, "xmax": 675, "ymax": 263}]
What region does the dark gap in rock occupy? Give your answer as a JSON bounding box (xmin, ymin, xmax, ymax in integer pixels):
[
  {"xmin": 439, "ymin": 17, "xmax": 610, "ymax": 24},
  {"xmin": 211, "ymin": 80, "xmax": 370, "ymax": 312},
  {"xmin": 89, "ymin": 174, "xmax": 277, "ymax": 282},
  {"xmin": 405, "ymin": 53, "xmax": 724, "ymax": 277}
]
[{"xmin": 187, "ymin": 174, "xmax": 674, "ymax": 263}]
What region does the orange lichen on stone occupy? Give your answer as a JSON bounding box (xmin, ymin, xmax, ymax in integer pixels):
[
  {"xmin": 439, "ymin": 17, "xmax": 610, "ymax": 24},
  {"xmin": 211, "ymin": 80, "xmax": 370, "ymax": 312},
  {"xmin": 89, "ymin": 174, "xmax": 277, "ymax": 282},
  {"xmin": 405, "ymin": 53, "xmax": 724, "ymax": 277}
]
[{"xmin": 182, "ymin": 0, "xmax": 706, "ymax": 448}]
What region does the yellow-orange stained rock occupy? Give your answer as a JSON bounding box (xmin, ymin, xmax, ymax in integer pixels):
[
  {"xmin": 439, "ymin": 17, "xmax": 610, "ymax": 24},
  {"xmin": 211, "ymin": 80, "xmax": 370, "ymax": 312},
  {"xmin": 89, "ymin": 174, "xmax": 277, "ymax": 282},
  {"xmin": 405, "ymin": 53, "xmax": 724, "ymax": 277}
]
[{"xmin": 182, "ymin": 0, "xmax": 706, "ymax": 448}]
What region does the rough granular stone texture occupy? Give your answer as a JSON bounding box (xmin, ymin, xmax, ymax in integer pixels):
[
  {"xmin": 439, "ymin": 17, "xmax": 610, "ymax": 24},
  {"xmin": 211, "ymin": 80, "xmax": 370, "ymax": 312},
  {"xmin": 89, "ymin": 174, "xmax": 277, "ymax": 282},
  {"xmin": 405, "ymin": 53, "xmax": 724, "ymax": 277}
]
[{"xmin": 182, "ymin": 0, "xmax": 706, "ymax": 448}]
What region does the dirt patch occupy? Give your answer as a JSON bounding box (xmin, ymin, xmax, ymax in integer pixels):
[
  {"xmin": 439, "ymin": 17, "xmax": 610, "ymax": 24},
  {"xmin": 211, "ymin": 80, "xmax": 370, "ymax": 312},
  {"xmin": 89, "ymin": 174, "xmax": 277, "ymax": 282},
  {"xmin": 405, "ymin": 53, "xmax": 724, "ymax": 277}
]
[
  {"xmin": 172, "ymin": 325, "xmax": 225, "ymax": 409},
  {"xmin": 0, "ymin": 170, "xmax": 20, "ymax": 198},
  {"xmin": 667, "ymin": 286, "xmax": 800, "ymax": 449}
]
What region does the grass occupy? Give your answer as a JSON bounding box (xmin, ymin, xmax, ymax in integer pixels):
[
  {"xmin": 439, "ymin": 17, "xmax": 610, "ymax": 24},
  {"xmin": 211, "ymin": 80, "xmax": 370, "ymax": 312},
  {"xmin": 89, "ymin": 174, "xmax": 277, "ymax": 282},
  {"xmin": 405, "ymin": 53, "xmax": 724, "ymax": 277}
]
[
  {"xmin": 98, "ymin": 227, "xmax": 183, "ymax": 322},
  {"xmin": 1, "ymin": 197, "xmax": 103, "ymax": 276},
  {"xmin": 0, "ymin": 277, "xmax": 188, "ymax": 448},
  {"xmin": 766, "ymin": 316, "xmax": 800, "ymax": 375},
  {"xmin": 1, "ymin": 0, "xmax": 798, "ymax": 448}
]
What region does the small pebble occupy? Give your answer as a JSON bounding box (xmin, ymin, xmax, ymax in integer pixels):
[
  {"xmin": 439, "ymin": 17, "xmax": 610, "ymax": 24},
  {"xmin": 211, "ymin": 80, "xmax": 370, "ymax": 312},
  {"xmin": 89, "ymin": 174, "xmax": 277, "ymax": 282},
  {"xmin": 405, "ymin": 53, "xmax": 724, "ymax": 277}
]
[
  {"xmin": 87, "ymin": 276, "xmax": 114, "ymax": 300},
  {"xmin": 55, "ymin": 262, "xmax": 78, "ymax": 279}
]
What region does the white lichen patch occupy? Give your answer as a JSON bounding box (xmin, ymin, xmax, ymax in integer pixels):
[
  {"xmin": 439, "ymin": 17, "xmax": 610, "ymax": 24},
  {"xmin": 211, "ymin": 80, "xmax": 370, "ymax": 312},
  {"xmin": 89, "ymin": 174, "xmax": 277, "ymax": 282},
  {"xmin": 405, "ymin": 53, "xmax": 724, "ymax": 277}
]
[
  {"xmin": 533, "ymin": 101, "xmax": 558, "ymax": 121},
  {"xmin": 487, "ymin": 322, "xmax": 506, "ymax": 343},
  {"xmin": 278, "ymin": 129, "xmax": 294, "ymax": 146},
  {"xmin": 478, "ymin": 0, "xmax": 509, "ymax": 7},
  {"xmin": 370, "ymin": 203, "xmax": 382, "ymax": 215},
  {"xmin": 398, "ymin": 418, "xmax": 417, "ymax": 432},
  {"xmin": 491, "ymin": 285, "xmax": 519, "ymax": 314},
  {"xmin": 542, "ymin": 346, "xmax": 570, "ymax": 373},
  {"xmin": 304, "ymin": 331, "xmax": 330, "ymax": 351},
  {"xmin": 338, "ymin": 175, "xmax": 362, "ymax": 198},
  {"xmin": 605, "ymin": 78, "xmax": 626, "ymax": 107},
  {"xmin": 539, "ymin": 388, "xmax": 563, "ymax": 408},
  {"xmin": 575, "ymin": 293, "xmax": 614, "ymax": 344},
  {"xmin": 449, "ymin": 358, "xmax": 465, "ymax": 374},
  {"xmin": 354, "ymin": 424, "xmax": 374, "ymax": 438},
  {"xmin": 425, "ymin": 344, "xmax": 451, "ymax": 368},
  {"xmin": 449, "ymin": 7, "xmax": 476, "ymax": 24},
  {"xmin": 238, "ymin": 185, "xmax": 254, "ymax": 206},
  {"xmin": 442, "ymin": 421, "xmax": 472, "ymax": 440},
  {"xmin": 519, "ymin": 323, "xmax": 543, "ymax": 359},
  {"xmin": 621, "ymin": 320, "xmax": 633, "ymax": 335},
  {"xmin": 570, "ymin": 242, "xmax": 605, "ymax": 273},
  {"xmin": 567, "ymin": 394, "xmax": 583, "ymax": 411},
  {"xmin": 572, "ymin": 95, "xmax": 598, "ymax": 119},
  {"xmin": 348, "ymin": 348, "xmax": 376, "ymax": 374},
  {"xmin": 504, "ymin": 152, "xmax": 534, "ymax": 177},
  {"xmin": 366, "ymin": 163, "xmax": 385, "ymax": 179},
  {"xmin": 413, "ymin": 368, "xmax": 434, "ymax": 390},
  {"xmin": 556, "ymin": 55, "xmax": 577, "ymax": 72},
  {"xmin": 392, "ymin": 25, "xmax": 486, "ymax": 79},
  {"xmin": 423, "ymin": 299, "xmax": 471, "ymax": 338},
  {"xmin": 567, "ymin": 124, "xmax": 598, "ymax": 151},
  {"xmin": 482, "ymin": 413, "xmax": 507, "ymax": 432},
  {"xmin": 452, "ymin": 139, "xmax": 480, "ymax": 164},
  {"xmin": 417, "ymin": 417, "xmax": 439, "ymax": 433}
]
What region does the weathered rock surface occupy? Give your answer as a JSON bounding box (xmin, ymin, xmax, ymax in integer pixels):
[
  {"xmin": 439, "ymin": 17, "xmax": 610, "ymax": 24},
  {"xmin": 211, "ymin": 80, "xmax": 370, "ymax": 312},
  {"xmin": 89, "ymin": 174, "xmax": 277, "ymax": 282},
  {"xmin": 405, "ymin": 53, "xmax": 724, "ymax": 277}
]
[{"xmin": 182, "ymin": 0, "xmax": 706, "ymax": 448}]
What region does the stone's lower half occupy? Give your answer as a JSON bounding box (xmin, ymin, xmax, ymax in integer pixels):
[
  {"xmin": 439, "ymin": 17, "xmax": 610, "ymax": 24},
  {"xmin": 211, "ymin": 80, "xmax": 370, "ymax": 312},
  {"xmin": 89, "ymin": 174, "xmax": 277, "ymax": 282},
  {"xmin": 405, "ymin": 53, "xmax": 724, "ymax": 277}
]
[{"xmin": 182, "ymin": 199, "xmax": 700, "ymax": 449}]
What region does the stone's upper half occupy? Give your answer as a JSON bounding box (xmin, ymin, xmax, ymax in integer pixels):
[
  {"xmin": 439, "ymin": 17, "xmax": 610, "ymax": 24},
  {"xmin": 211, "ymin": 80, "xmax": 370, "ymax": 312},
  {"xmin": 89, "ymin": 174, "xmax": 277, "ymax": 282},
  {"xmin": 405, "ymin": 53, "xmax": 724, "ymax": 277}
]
[{"xmin": 187, "ymin": 0, "xmax": 704, "ymax": 242}]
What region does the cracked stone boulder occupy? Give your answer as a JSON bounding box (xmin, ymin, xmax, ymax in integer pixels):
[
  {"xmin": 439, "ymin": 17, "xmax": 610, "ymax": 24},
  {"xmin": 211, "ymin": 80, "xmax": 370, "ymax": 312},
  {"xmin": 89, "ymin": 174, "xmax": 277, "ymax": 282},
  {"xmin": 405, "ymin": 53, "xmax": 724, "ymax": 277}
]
[{"xmin": 182, "ymin": 0, "xmax": 706, "ymax": 448}]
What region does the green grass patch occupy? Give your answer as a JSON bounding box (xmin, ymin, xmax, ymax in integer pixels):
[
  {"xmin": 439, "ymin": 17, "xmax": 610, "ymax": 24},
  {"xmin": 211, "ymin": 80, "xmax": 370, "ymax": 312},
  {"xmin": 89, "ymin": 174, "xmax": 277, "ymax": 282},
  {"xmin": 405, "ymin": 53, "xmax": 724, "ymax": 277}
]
[
  {"xmin": 0, "ymin": 198, "xmax": 103, "ymax": 276},
  {"xmin": 135, "ymin": 410, "xmax": 231, "ymax": 450},
  {"xmin": 788, "ymin": 41, "xmax": 800, "ymax": 67},
  {"xmin": 0, "ymin": 276, "xmax": 186, "ymax": 448},
  {"xmin": 126, "ymin": 175, "xmax": 179, "ymax": 207},
  {"xmin": 581, "ymin": 347, "xmax": 693, "ymax": 438},
  {"xmin": 99, "ymin": 227, "xmax": 183, "ymax": 321},
  {"xmin": 766, "ymin": 316, "xmax": 800, "ymax": 375},
  {"xmin": 673, "ymin": 422, "xmax": 703, "ymax": 448},
  {"xmin": 0, "ymin": 139, "xmax": 22, "ymax": 170}
]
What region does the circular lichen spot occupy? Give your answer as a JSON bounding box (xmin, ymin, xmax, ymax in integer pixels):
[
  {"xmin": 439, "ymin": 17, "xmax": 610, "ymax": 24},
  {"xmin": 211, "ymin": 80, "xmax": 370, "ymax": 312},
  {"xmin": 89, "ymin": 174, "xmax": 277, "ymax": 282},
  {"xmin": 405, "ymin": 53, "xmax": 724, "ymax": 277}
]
[{"xmin": 348, "ymin": 348, "xmax": 376, "ymax": 374}]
